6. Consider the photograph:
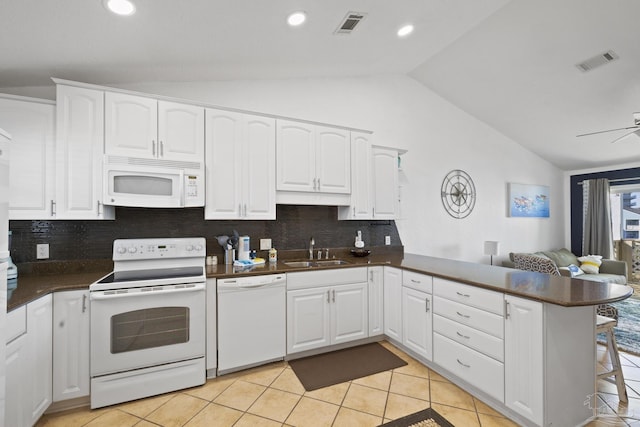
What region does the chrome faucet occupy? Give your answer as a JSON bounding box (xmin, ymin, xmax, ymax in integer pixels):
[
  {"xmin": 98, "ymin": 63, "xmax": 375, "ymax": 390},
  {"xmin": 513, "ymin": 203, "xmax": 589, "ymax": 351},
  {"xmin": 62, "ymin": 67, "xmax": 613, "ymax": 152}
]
[{"xmin": 309, "ymin": 237, "xmax": 315, "ymax": 260}]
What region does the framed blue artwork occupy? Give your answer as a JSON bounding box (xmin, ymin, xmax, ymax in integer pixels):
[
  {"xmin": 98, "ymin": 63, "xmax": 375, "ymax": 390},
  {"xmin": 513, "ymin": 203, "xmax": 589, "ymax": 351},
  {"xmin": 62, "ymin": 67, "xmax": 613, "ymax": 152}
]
[{"xmin": 508, "ymin": 183, "xmax": 550, "ymax": 217}]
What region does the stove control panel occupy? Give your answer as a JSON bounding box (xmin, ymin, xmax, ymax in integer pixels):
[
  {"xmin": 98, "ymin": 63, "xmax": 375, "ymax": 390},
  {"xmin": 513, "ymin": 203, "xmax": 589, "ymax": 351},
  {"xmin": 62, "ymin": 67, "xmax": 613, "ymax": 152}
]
[{"xmin": 112, "ymin": 237, "xmax": 206, "ymax": 261}]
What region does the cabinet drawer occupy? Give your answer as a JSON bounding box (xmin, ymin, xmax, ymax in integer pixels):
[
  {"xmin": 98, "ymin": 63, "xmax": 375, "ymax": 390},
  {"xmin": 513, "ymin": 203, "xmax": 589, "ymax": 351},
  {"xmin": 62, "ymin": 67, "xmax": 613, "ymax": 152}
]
[
  {"xmin": 433, "ymin": 278, "xmax": 503, "ymax": 315},
  {"xmin": 433, "ymin": 314, "xmax": 503, "ymax": 362},
  {"xmin": 434, "ymin": 296, "xmax": 503, "ymax": 339},
  {"xmin": 402, "ymin": 271, "xmax": 432, "ymax": 293},
  {"xmin": 287, "ymin": 267, "xmax": 367, "ymax": 290},
  {"xmin": 6, "ymin": 305, "xmax": 27, "ymax": 344},
  {"xmin": 434, "ymin": 333, "xmax": 504, "ymax": 402}
]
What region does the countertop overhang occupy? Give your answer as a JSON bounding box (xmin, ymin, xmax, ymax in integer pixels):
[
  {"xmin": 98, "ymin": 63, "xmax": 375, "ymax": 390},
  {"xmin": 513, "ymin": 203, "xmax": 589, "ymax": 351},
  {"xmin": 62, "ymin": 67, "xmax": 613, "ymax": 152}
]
[{"xmin": 7, "ymin": 252, "xmax": 633, "ymax": 312}]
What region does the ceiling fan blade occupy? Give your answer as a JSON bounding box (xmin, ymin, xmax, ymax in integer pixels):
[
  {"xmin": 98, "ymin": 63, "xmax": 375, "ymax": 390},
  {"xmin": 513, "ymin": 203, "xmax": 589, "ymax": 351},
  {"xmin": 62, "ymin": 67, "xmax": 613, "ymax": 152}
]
[
  {"xmin": 576, "ymin": 125, "xmax": 640, "ymax": 137},
  {"xmin": 610, "ymin": 129, "xmax": 640, "ymax": 144}
]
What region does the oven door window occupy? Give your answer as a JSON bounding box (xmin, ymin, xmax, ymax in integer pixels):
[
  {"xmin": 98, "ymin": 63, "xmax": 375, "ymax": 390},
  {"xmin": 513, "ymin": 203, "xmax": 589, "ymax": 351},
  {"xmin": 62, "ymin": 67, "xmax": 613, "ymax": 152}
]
[{"xmin": 111, "ymin": 307, "xmax": 189, "ymax": 354}]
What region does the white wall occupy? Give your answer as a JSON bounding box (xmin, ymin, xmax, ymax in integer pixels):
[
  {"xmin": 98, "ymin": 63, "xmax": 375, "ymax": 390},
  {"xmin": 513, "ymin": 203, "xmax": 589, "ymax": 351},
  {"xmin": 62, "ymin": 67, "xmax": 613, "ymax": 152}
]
[{"xmin": 2, "ymin": 75, "xmax": 566, "ymax": 264}]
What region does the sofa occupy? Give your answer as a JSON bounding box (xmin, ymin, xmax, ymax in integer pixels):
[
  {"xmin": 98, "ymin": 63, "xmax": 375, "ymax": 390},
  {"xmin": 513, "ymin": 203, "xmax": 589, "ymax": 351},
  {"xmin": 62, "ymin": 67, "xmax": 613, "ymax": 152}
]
[{"xmin": 502, "ymin": 248, "xmax": 627, "ymax": 285}]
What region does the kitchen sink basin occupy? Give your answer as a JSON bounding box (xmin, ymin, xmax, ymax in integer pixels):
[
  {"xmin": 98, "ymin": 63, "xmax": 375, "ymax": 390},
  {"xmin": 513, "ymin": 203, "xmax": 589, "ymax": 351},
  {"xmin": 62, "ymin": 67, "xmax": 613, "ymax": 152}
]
[
  {"xmin": 283, "ymin": 261, "xmax": 314, "ymax": 268},
  {"xmin": 314, "ymin": 259, "xmax": 350, "ymax": 266}
]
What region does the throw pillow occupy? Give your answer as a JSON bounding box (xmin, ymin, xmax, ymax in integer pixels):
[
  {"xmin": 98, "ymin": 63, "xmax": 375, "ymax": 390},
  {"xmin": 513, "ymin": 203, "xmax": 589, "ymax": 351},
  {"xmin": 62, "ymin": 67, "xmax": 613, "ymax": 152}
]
[
  {"xmin": 513, "ymin": 253, "xmax": 560, "ymax": 276},
  {"xmin": 566, "ymin": 264, "xmax": 584, "ymax": 277},
  {"xmin": 578, "ymin": 255, "xmax": 602, "ymax": 274}
]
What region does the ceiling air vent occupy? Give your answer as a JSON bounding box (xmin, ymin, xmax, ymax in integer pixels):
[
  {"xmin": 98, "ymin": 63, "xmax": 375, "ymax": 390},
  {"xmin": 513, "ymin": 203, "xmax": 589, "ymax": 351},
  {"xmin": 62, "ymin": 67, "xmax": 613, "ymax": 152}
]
[
  {"xmin": 334, "ymin": 12, "xmax": 367, "ymax": 35},
  {"xmin": 576, "ymin": 50, "xmax": 619, "ymax": 72}
]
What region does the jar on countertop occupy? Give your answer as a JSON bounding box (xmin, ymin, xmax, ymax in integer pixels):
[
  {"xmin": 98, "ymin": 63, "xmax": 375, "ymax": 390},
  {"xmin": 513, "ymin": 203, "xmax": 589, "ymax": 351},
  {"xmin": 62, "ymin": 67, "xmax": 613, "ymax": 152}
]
[{"xmin": 269, "ymin": 247, "xmax": 277, "ymax": 263}]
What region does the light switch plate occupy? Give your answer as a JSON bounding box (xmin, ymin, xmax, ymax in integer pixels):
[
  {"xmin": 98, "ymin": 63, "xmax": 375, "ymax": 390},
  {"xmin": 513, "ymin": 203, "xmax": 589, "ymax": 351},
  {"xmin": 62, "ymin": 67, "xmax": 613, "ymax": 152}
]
[
  {"xmin": 385, "ymin": 236, "xmax": 391, "ymax": 245},
  {"xmin": 37, "ymin": 243, "xmax": 49, "ymax": 259},
  {"xmin": 260, "ymin": 238, "xmax": 272, "ymax": 250}
]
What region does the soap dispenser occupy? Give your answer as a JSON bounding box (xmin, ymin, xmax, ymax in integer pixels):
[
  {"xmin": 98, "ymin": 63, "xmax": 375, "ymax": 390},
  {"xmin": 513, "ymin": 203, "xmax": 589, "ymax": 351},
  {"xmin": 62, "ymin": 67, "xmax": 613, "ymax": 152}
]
[{"xmin": 355, "ymin": 230, "xmax": 365, "ymax": 248}]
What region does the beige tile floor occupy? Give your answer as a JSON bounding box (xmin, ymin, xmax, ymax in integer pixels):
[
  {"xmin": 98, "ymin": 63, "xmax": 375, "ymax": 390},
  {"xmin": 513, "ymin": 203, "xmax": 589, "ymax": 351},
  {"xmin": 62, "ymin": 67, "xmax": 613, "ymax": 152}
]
[{"xmin": 36, "ymin": 341, "xmax": 640, "ymax": 427}]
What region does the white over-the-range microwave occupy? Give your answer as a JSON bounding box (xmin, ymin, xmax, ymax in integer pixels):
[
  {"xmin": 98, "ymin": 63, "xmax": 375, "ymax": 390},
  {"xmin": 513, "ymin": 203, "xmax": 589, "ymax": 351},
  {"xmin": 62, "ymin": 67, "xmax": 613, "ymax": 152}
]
[{"xmin": 103, "ymin": 155, "xmax": 205, "ymax": 208}]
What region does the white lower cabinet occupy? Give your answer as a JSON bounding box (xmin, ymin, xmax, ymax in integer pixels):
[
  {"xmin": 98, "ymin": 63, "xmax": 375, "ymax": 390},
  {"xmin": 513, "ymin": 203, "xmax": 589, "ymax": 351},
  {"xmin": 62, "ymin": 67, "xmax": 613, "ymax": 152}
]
[
  {"xmin": 26, "ymin": 294, "xmax": 53, "ymax": 425},
  {"xmin": 5, "ymin": 329, "xmax": 28, "ymax": 427},
  {"xmin": 367, "ymin": 266, "xmax": 384, "ymax": 336},
  {"xmin": 402, "ymin": 287, "xmax": 432, "ymax": 361},
  {"xmin": 287, "ymin": 268, "xmax": 368, "ymax": 354},
  {"xmin": 433, "ymin": 278, "xmax": 504, "ymax": 402},
  {"xmin": 383, "ymin": 266, "xmax": 402, "ymax": 342},
  {"xmin": 53, "ymin": 290, "xmax": 90, "ymax": 402},
  {"xmin": 504, "ymin": 295, "xmax": 543, "ymax": 426},
  {"xmin": 5, "ymin": 295, "xmax": 53, "ymax": 427}
]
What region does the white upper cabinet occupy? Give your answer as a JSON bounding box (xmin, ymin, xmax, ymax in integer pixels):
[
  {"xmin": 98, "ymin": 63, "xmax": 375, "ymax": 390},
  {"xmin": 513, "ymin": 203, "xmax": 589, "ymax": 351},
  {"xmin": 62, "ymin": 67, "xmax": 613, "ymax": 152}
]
[
  {"xmin": 105, "ymin": 92, "xmax": 204, "ymax": 163},
  {"xmin": 205, "ymin": 109, "xmax": 275, "ymax": 220},
  {"xmin": 56, "ymin": 85, "xmax": 114, "ymax": 219},
  {"xmin": 276, "ymin": 120, "xmax": 350, "ymax": 194},
  {"xmin": 0, "ymin": 95, "xmax": 56, "ymax": 219},
  {"xmin": 338, "ymin": 132, "xmax": 372, "ymax": 220},
  {"xmin": 105, "ymin": 92, "xmax": 157, "ymax": 158},
  {"xmin": 158, "ymin": 100, "xmax": 205, "ymax": 163},
  {"xmin": 371, "ymin": 146, "xmax": 399, "ymax": 219}
]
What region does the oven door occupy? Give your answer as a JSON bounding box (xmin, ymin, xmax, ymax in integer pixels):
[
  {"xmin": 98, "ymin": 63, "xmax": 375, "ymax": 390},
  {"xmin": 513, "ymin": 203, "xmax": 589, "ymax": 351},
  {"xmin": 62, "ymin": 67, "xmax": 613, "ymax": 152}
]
[{"xmin": 90, "ymin": 282, "xmax": 205, "ymax": 377}]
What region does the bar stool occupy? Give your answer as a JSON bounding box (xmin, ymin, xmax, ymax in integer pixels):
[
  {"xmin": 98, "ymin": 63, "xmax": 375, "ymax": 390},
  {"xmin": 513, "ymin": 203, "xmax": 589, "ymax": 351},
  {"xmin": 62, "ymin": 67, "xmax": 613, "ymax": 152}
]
[{"xmin": 597, "ymin": 314, "xmax": 628, "ymax": 402}]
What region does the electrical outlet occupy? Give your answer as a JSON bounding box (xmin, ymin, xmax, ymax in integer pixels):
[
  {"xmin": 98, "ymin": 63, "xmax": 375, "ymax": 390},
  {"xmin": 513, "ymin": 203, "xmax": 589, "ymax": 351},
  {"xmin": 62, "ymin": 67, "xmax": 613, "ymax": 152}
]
[
  {"xmin": 385, "ymin": 236, "xmax": 391, "ymax": 245},
  {"xmin": 37, "ymin": 243, "xmax": 49, "ymax": 259},
  {"xmin": 260, "ymin": 238, "xmax": 272, "ymax": 250}
]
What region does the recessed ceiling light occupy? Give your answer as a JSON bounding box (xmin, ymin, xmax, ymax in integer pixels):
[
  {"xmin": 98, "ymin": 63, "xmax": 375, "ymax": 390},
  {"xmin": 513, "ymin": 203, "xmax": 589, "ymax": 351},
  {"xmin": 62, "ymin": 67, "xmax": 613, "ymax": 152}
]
[
  {"xmin": 397, "ymin": 24, "xmax": 414, "ymax": 38},
  {"xmin": 104, "ymin": 0, "xmax": 136, "ymax": 16},
  {"xmin": 287, "ymin": 11, "xmax": 306, "ymax": 27}
]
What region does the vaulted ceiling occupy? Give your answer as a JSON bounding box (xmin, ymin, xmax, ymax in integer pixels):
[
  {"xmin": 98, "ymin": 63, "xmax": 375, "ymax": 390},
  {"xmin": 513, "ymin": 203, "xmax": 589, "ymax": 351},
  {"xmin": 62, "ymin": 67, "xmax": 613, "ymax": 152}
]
[{"xmin": 1, "ymin": 0, "xmax": 639, "ymax": 171}]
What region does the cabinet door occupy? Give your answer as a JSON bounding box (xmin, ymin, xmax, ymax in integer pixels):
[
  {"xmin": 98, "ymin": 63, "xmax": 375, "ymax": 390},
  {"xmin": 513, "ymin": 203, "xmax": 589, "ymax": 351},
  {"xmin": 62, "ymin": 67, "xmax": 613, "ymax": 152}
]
[
  {"xmin": 105, "ymin": 92, "xmax": 157, "ymax": 158},
  {"xmin": 316, "ymin": 126, "xmax": 350, "ymax": 194},
  {"xmin": 276, "ymin": 120, "xmax": 315, "ymax": 192},
  {"xmin": 0, "ymin": 97, "xmax": 55, "ymax": 219},
  {"xmin": 26, "ymin": 294, "xmax": 52, "ymax": 425},
  {"xmin": 402, "ymin": 287, "xmax": 433, "ymax": 361},
  {"xmin": 287, "ymin": 287, "xmax": 331, "ymax": 354},
  {"xmin": 383, "ymin": 267, "xmax": 403, "ymax": 342},
  {"xmin": 55, "ymin": 85, "xmax": 114, "ymax": 220},
  {"xmin": 339, "ymin": 132, "xmax": 371, "ymax": 219},
  {"xmin": 332, "ymin": 282, "xmax": 368, "ymax": 345},
  {"xmin": 372, "ymin": 147, "xmax": 399, "ymax": 219},
  {"xmin": 53, "ymin": 290, "xmax": 90, "ymax": 401},
  {"xmin": 158, "ymin": 100, "xmax": 204, "ymax": 162},
  {"xmin": 204, "ymin": 109, "xmax": 243, "ymax": 219},
  {"xmin": 5, "ymin": 334, "xmax": 28, "ymax": 427},
  {"xmin": 368, "ymin": 267, "xmax": 384, "ymax": 336},
  {"xmin": 504, "ymin": 295, "xmax": 543, "ymax": 426},
  {"xmin": 243, "ymin": 115, "xmax": 276, "ymax": 219}
]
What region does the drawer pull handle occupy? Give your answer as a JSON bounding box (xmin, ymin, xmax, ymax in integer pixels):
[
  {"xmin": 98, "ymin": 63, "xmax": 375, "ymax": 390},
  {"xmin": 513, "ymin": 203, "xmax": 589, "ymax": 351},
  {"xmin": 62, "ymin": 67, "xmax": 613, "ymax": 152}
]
[
  {"xmin": 456, "ymin": 291, "xmax": 470, "ymax": 298},
  {"xmin": 456, "ymin": 311, "xmax": 470, "ymax": 319},
  {"xmin": 425, "ymin": 299, "xmax": 430, "ymax": 312},
  {"xmin": 411, "ymin": 279, "xmax": 421, "ymax": 283},
  {"xmin": 456, "ymin": 331, "xmax": 470, "ymax": 339},
  {"xmin": 457, "ymin": 359, "xmax": 471, "ymax": 368}
]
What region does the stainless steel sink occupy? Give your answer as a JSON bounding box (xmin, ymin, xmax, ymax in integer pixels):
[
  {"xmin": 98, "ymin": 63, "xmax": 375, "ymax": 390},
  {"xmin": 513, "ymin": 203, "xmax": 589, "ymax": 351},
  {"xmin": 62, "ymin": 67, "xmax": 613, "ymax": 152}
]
[
  {"xmin": 314, "ymin": 259, "xmax": 350, "ymax": 266},
  {"xmin": 283, "ymin": 261, "xmax": 314, "ymax": 268}
]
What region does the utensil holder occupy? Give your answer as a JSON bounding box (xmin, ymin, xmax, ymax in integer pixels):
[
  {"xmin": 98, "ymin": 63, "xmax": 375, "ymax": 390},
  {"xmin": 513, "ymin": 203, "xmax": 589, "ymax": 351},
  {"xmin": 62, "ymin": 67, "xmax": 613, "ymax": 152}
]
[{"xmin": 225, "ymin": 249, "xmax": 235, "ymax": 265}]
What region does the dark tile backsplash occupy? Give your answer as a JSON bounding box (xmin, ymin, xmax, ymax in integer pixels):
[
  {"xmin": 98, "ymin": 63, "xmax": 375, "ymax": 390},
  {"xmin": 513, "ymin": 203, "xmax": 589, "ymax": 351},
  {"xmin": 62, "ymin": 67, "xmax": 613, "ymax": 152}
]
[{"xmin": 9, "ymin": 205, "xmax": 401, "ymax": 263}]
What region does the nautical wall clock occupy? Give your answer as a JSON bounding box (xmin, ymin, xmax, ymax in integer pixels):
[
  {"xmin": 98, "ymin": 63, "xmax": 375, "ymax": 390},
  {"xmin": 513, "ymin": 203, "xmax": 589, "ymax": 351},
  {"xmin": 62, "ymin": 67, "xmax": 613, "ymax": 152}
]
[{"xmin": 440, "ymin": 169, "xmax": 476, "ymax": 219}]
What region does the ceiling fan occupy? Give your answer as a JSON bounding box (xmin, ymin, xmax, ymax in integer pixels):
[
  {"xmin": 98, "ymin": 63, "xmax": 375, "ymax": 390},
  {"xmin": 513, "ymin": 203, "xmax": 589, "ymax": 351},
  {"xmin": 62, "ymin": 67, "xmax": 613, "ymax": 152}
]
[{"xmin": 577, "ymin": 112, "xmax": 640, "ymax": 143}]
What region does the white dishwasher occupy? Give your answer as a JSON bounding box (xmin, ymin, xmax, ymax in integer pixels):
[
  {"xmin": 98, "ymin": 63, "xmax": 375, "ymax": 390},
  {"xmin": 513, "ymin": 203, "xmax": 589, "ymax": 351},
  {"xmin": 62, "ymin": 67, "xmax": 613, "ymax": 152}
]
[{"xmin": 217, "ymin": 274, "xmax": 286, "ymax": 374}]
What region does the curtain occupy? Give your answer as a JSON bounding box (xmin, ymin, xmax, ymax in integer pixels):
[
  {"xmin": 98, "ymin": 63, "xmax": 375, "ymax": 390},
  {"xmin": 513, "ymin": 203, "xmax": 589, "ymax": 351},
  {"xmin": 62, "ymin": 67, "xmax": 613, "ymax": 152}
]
[{"xmin": 582, "ymin": 178, "xmax": 614, "ymax": 258}]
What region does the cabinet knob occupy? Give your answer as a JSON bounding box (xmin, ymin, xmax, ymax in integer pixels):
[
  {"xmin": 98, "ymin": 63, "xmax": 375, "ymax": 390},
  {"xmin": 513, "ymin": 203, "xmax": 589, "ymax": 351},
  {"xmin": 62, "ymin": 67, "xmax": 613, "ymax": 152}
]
[{"xmin": 59, "ymin": 320, "xmax": 65, "ymax": 328}]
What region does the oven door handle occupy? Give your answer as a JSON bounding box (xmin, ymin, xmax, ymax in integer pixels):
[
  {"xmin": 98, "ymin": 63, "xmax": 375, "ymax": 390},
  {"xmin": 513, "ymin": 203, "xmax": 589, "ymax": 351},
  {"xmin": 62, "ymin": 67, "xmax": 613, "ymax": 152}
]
[{"xmin": 90, "ymin": 283, "xmax": 205, "ymax": 300}]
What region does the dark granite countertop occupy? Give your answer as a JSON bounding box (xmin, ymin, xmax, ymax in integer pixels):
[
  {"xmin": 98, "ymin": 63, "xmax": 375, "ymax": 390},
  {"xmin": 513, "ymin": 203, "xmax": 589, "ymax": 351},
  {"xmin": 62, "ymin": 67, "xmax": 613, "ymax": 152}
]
[{"xmin": 7, "ymin": 249, "xmax": 633, "ymax": 312}]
